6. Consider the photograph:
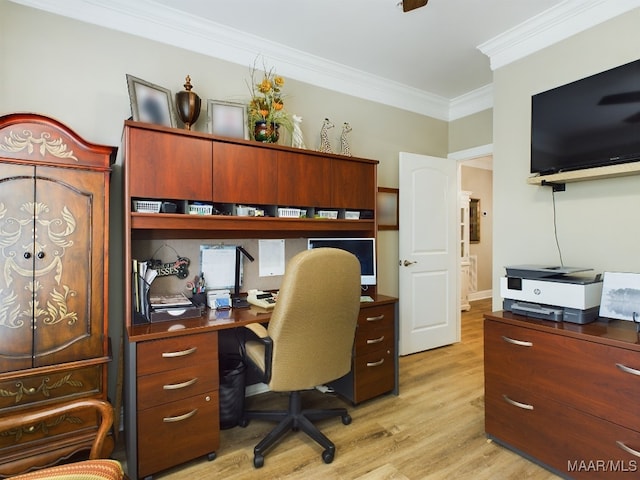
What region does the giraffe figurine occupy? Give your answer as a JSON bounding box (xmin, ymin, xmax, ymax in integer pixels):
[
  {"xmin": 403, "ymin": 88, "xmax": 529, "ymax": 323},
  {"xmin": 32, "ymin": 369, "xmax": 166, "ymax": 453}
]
[
  {"xmin": 340, "ymin": 122, "xmax": 352, "ymax": 156},
  {"xmin": 318, "ymin": 118, "xmax": 334, "ymax": 153}
]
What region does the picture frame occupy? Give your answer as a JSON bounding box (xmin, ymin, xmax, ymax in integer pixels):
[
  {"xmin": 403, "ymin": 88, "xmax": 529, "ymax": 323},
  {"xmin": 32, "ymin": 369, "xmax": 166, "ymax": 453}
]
[
  {"xmin": 207, "ymin": 100, "xmax": 248, "ymax": 140},
  {"xmin": 470, "ymin": 198, "xmax": 480, "ymax": 243},
  {"xmin": 126, "ymin": 74, "xmax": 176, "ymax": 128},
  {"xmin": 377, "ymin": 187, "xmax": 399, "ymax": 230}
]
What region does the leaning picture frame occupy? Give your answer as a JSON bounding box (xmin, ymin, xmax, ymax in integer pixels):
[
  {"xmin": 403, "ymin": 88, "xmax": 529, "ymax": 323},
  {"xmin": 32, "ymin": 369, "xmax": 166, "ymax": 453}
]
[
  {"xmin": 126, "ymin": 74, "xmax": 176, "ymax": 128},
  {"xmin": 208, "ymin": 100, "xmax": 248, "ymax": 140}
]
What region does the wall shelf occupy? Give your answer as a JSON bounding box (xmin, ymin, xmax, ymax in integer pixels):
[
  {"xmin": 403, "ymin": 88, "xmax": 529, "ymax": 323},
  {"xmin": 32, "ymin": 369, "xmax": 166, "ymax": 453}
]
[{"xmin": 527, "ymin": 161, "xmax": 640, "ymax": 186}]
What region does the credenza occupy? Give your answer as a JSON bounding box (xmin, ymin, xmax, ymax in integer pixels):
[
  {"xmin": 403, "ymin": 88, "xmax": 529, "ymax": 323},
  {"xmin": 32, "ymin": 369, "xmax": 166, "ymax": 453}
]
[
  {"xmin": 121, "ymin": 121, "xmax": 397, "ymax": 479},
  {"xmin": 484, "ymin": 311, "xmax": 640, "ymax": 479}
]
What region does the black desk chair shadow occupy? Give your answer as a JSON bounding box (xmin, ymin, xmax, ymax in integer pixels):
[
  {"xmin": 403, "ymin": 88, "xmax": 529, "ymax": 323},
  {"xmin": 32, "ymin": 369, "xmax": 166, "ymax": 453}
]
[{"xmin": 240, "ymin": 248, "xmax": 361, "ymax": 468}]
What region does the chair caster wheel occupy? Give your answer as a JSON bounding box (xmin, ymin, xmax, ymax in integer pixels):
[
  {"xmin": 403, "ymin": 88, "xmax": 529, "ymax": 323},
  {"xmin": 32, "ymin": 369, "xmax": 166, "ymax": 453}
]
[
  {"xmin": 342, "ymin": 414, "xmax": 352, "ymax": 425},
  {"xmin": 322, "ymin": 449, "xmax": 334, "ymax": 464},
  {"xmin": 207, "ymin": 452, "xmax": 216, "ymax": 461},
  {"xmin": 254, "ymin": 454, "xmax": 264, "ymax": 468},
  {"xmin": 238, "ymin": 418, "xmax": 249, "ymax": 427}
]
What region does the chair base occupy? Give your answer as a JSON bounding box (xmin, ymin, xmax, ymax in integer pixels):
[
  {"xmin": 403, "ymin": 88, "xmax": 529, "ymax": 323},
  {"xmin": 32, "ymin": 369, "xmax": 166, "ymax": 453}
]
[{"xmin": 241, "ymin": 390, "xmax": 352, "ymax": 468}]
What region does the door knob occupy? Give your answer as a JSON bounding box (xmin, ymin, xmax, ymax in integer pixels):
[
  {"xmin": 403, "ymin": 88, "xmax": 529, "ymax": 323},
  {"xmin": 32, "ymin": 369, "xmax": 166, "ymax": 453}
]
[{"xmin": 401, "ymin": 260, "xmax": 417, "ymax": 267}]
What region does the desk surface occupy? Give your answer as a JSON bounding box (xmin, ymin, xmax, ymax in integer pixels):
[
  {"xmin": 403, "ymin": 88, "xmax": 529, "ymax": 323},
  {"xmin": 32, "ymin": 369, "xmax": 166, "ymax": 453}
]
[{"xmin": 127, "ymin": 293, "xmax": 398, "ymax": 343}]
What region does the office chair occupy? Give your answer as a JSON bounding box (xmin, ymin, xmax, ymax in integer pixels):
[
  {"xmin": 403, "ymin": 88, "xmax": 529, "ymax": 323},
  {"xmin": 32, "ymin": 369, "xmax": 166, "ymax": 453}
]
[
  {"xmin": 1, "ymin": 398, "xmax": 126, "ymax": 480},
  {"xmin": 241, "ymin": 248, "xmax": 361, "ymax": 468}
]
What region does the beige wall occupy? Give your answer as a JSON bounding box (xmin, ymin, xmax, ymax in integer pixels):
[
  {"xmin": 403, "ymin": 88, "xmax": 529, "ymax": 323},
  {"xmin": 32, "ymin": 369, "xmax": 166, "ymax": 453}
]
[
  {"xmin": 462, "ymin": 165, "xmax": 493, "ymax": 294},
  {"xmin": 1, "ymin": 1, "xmax": 455, "ymax": 399},
  {"xmin": 492, "ymin": 9, "xmax": 640, "ymax": 310},
  {"xmin": 449, "ymin": 109, "xmax": 493, "ymax": 153}
]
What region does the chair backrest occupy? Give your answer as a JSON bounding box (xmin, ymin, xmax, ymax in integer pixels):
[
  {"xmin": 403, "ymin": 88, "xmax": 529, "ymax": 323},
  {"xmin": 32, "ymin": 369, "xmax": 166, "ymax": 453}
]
[{"xmin": 266, "ymin": 248, "xmax": 361, "ymax": 391}]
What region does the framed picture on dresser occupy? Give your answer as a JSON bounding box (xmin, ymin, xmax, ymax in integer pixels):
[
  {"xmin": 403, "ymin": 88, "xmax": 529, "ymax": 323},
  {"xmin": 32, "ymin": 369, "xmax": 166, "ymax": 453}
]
[
  {"xmin": 126, "ymin": 74, "xmax": 176, "ymax": 128},
  {"xmin": 208, "ymin": 100, "xmax": 248, "ymax": 139}
]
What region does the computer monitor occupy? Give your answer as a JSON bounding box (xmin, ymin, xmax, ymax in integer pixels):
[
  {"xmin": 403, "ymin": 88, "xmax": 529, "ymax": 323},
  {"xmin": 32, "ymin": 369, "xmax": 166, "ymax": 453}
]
[{"xmin": 307, "ymin": 237, "xmax": 376, "ymax": 286}]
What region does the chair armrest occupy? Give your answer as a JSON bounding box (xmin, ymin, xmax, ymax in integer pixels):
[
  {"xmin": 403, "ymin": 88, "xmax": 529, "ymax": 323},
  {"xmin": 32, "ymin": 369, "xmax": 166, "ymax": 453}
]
[
  {"xmin": 243, "ymin": 323, "xmax": 273, "ymax": 383},
  {"xmin": 0, "ymin": 398, "xmax": 113, "ymax": 460}
]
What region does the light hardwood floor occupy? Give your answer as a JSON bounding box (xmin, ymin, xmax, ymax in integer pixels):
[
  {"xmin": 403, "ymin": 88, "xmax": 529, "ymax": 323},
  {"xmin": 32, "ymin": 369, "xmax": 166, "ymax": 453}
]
[{"xmin": 117, "ymin": 299, "xmax": 561, "ymax": 479}]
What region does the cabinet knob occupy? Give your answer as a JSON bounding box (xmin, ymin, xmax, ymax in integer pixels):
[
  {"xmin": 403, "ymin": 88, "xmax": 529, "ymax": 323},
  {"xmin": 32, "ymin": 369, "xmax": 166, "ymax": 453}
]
[
  {"xmin": 23, "ymin": 252, "xmax": 31, "ymax": 259},
  {"xmin": 37, "ymin": 251, "xmax": 45, "ymax": 259}
]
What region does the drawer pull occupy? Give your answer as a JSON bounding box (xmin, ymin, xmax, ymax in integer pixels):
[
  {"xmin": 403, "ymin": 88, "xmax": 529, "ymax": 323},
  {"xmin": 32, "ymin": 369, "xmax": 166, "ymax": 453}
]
[
  {"xmin": 502, "ymin": 394, "xmax": 534, "ymax": 410},
  {"xmin": 367, "ymin": 336, "xmax": 385, "ymax": 344},
  {"xmin": 161, "ymin": 346, "xmax": 197, "ymax": 358},
  {"xmin": 501, "ymin": 335, "xmax": 533, "ymax": 347},
  {"xmin": 366, "ymin": 314, "xmax": 385, "ymax": 322},
  {"xmin": 163, "ymin": 408, "xmax": 198, "ymax": 423},
  {"xmin": 616, "ymin": 363, "xmax": 640, "ymax": 377},
  {"xmin": 163, "ymin": 378, "xmax": 198, "ymax": 390},
  {"xmin": 616, "ymin": 441, "xmax": 640, "ymax": 458},
  {"xmin": 367, "ymin": 358, "xmax": 385, "ymax": 367}
]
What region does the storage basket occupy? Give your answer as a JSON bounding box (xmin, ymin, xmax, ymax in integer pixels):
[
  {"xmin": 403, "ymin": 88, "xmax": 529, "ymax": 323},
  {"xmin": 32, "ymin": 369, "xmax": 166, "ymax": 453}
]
[
  {"xmin": 277, "ymin": 208, "xmax": 301, "ymax": 218},
  {"xmin": 132, "ymin": 200, "xmax": 161, "ymax": 213},
  {"xmin": 345, "ymin": 211, "xmax": 360, "ymax": 220},
  {"xmin": 317, "ymin": 210, "xmax": 338, "ymax": 219},
  {"xmin": 188, "ymin": 204, "xmax": 213, "ymax": 215}
]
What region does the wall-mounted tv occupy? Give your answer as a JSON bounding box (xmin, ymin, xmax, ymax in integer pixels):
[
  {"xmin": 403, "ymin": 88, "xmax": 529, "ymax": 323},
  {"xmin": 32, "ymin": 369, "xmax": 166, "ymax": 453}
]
[
  {"xmin": 307, "ymin": 237, "xmax": 376, "ymax": 286},
  {"xmin": 531, "ymin": 59, "xmax": 640, "ymax": 175}
]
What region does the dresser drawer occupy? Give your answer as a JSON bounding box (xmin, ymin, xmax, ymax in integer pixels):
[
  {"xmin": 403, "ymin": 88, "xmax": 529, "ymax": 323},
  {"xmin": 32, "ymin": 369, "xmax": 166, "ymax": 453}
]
[
  {"xmin": 137, "ymin": 392, "xmax": 219, "ymax": 478},
  {"xmin": 137, "ymin": 363, "xmax": 218, "ymax": 409},
  {"xmin": 352, "ymin": 347, "xmax": 394, "ymax": 403},
  {"xmin": 485, "ymin": 319, "xmax": 640, "ymax": 430},
  {"xmin": 137, "ymin": 331, "xmax": 218, "ymax": 376},
  {"xmin": 0, "ymin": 365, "xmax": 103, "ymax": 411},
  {"xmin": 486, "ymin": 385, "xmax": 640, "ymax": 479}
]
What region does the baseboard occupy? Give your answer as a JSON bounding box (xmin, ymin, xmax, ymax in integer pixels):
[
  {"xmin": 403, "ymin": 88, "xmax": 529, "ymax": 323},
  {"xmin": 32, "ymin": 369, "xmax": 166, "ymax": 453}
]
[{"xmin": 469, "ymin": 289, "xmax": 492, "ymax": 301}]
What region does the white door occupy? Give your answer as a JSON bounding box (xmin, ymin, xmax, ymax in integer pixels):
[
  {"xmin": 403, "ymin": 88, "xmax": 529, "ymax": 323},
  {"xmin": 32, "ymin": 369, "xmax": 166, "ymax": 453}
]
[{"xmin": 399, "ymin": 152, "xmax": 460, "ymax": 356}]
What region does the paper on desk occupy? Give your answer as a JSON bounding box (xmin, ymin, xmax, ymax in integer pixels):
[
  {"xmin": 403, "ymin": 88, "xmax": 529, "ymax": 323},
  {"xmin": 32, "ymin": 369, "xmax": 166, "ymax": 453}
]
[
  {"xmin": 200, "ymin": 244, "xmax": 237, "ymax": 289},
  {"xmin": 258, "ymin": 239, "xmax": 285, "ymax": 277}
]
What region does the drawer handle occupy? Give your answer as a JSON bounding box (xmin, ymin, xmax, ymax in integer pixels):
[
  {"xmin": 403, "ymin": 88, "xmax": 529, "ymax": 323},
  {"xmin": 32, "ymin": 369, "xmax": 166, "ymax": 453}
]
[
  {"xmin": 501, "ymin": 335, "xmax": 533, "ymax": 347},
  {"xmin": 366, "ymin": 314, "xmax": 385, "ymax": 322},
  {"xmin": 502, "ymin": 394, "xmax": 534, "ymax": 410},
  {"xmin": 616, "ymin": 441, "xmax": 640, "ymax": 458},
  {"xmin": 367, "ymin": 358, "xmax": 385, "ymax": 367},
  {"xmin": 616, "ymin": 363, "xmax": 640, "ymax": 377},
  {"xmin": 163, "ymin": 408, "xmax": 198, "ymax": 423},
  {"xmin": 367, "ymin": 336, "xmax": 385, "ymax": 344},
  {"xmin": 163, "ymin": 378, "xmax": 198, "ymax": 390},
  {"xmin": 161, "ymin": 346, "xmax": 197, "ymax": 358}
]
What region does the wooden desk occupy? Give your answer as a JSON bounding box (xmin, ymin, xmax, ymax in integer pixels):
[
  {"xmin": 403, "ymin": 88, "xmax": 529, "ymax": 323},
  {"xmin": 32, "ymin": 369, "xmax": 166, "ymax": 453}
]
[{"xmin": 124, "ymin": 294, "xmax": 398, "ymax": 480}]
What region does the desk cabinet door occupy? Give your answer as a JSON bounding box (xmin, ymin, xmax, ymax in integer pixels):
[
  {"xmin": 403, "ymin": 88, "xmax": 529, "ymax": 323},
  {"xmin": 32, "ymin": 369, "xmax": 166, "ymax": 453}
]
[
  {"xmin": 277, "ymin": 152, "xmax": 331, "ymax": 206},
  {"xmin": 331, "ymin": 160, "xmax": 376, "ymax": 209}
]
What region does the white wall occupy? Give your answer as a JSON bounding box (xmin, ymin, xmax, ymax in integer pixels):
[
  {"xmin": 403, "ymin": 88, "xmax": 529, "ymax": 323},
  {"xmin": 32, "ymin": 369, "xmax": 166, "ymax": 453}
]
[{"xmin": 492, "ymin": 9, "xmax": 640, "ymax": 309}]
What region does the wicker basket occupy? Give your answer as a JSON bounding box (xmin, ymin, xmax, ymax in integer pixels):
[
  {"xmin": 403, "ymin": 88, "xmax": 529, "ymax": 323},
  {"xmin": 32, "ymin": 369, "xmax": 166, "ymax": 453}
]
[
  {"xmin": 133, "ymin": 200, "xmax": 161, "ymax": 213},
  {"xmin": 277, "ymin": 208, "xmax": 301, "ymax": 218}
]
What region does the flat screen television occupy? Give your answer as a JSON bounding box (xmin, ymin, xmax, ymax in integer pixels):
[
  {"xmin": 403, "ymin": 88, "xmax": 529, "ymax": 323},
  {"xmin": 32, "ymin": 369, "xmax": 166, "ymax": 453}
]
[
  {"xmin": 307, "ymin": 237, "xmax": 376, "ymax": 286},
  {"xmin": 531, "ymin": 59, "xmax": 640, "ymax": 175}
]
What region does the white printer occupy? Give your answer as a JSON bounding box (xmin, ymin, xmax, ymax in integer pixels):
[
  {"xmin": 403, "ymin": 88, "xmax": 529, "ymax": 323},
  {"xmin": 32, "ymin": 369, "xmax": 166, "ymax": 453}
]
[{"xmin": 501, "ymin": 265, "xmax": 603, "ymax": 324}]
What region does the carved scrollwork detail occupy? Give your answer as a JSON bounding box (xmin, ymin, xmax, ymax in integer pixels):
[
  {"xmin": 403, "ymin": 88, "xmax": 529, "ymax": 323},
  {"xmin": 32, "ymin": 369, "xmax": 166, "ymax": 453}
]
[
  {"xmin": 0, "ymin": 413, "xmax": 83, "ymax": 442},
  {"xmin": 0, "ymin": 374, "xmax": 83, "ymax": 403},
  {"xmin": 0, "ymin": 130, "xmax": 78, "ymax": 161}
]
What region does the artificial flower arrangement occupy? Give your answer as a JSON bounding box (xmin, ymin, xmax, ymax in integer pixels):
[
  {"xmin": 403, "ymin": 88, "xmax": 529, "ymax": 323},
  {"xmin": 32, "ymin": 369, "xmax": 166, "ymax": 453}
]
[{"xmin": 247, "ymin": 58, "xmax": 293, "ymax": 142}]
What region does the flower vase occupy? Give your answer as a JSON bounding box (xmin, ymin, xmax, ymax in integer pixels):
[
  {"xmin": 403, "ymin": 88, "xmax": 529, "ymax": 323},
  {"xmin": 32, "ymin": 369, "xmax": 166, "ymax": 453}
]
[{"xmin": 254, "ymin": 121, "xmax": 279, "ymax": 143}]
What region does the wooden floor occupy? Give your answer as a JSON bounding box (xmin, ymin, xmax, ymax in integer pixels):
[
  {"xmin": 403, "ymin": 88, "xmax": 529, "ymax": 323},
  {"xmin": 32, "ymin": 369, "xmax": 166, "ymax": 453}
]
[{"xmin": 117, "ymin": 299, "xmax": 561, "ymax": 479}]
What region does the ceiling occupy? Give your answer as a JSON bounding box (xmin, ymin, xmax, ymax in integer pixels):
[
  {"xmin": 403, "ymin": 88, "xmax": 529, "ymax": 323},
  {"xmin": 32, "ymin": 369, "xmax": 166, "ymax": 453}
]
[
  {"xmin": 149, "ymin": 0, "xmax": 566, "ymax": 100},
  {"xmin": 10, "ymin": 0, "xmax": 639, "ymax": 119}
]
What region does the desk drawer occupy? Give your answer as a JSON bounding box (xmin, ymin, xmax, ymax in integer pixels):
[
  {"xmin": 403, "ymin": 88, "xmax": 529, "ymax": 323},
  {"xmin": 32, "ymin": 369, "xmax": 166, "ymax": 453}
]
[
  {"xmin": 137, "ymin": 364, "xmax": 217, "ymax": 409},
  {"xmin": 137, "ymin": 391, "xmax": 219, "ymax": 478},
  {"xmin": 352, "ymin": 347, "xmax": 394, "ymax": 403},
  {"xmin": 137, "ymin": 331, "xmax": 218, "ymax": 376},
  {"xmin": 485, "ymin": 319, "xmax": 640, "ymax": 431}
]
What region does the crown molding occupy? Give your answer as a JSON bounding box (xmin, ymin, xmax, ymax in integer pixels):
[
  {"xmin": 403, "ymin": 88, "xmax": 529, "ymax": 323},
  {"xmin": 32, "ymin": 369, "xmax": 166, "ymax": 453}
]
[
  {"xmin": 9, "ymin": 0, "xmax": 637, "ymax": 120},
  {"xmin": 478, "ymin": 0, "xmax": 640, "ymax": 71}
]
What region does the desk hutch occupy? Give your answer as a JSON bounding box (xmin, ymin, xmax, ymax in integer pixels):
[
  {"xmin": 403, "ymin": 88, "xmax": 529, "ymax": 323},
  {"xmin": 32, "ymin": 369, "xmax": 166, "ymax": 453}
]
[
  {"xmin": 121, "ymin": 121, "xmax": 398, "ymax": 480},
  {"xmin": 0, "ymin": 114, "xmax": 116, "ymax": 476}
]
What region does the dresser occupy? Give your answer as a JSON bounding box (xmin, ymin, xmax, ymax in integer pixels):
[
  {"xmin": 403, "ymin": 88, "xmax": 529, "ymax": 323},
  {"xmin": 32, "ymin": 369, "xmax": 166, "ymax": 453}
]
[
  {"xmin": 484, "ymin": 311, "xmax": 640, "ymax": 478},
  {"xmin": 0, "ymin": 114, "xmax": 116, "ymax": 476}
]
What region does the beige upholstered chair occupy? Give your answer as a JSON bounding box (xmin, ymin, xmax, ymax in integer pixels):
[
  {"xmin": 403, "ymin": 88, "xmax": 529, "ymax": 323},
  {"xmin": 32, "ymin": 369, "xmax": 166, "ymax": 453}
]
[
  {"xmin": 1, "ymin": 398, "xmax": 126, "ymax": 480},
  {"xmin": 241, "ymin": 248, "xmax": 361, "ymax": 468}
]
